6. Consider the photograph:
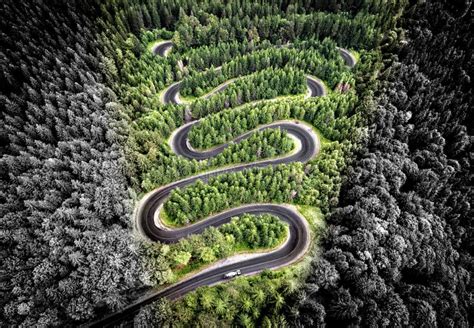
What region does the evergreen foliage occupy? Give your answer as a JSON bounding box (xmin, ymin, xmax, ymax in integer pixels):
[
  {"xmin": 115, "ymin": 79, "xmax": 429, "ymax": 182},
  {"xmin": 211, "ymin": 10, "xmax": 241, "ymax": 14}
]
[
  {"xmin": 142, "ymin": 213, "xmax": 288, "ymax": 285},
  {"xmin": 1, "ymin": 1, "xmax": 141, "ymax": 325},
  {"xmin": 287, "ymin": 1, "xmax": 473, "ymax": 327}
]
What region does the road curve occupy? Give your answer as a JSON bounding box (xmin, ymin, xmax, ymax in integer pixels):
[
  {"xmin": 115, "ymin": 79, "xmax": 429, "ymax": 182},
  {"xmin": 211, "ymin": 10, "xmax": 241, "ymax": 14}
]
[
  {"xmin": 337, "ymin": 47, "xmax": 357, "ymax": 68},
  {"xmin": 306, "ymin": 76, "xmax": 327, "ymax": 97},
  {"xmin": 139, "ymin": 121, "xmax": 317, "ymax": 244},
  {"xmin": 170, "ymin": 120, "xmax": 314, "ymax": 161},
  {"xmin": 87, "ymin": 205, "xmax": 309, "ymax": 328},
  {"xmin": 161, "ymin": 81, "xmax": 183, "ymax": 104},
  {"xmin": 161, "ymin": 45, "xmax": 355, "ymax": 105},
  {"xmin": 87, "ymin": 42, "xmax": 354, "ymax": 327},
  {"xmin": 162, "ymin": 73, "xmax": 326, "ymax": 105},
  {"xmin": 161, "ymin": 77, "xmax": 233, "ymax": 105},
  {"xmin": 88, "ymin": 120, "xmax": 316, "ymax": 326},
  {"xmin": 151, "ymin": 40, "xmax": 173, "ymax": 56}
]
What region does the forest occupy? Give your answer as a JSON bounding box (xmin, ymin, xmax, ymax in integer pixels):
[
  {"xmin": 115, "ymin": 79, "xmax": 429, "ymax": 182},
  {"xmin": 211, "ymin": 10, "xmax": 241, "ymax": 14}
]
[
  {"xmin": 286, "ymin": 1, "xmax": 473, "ymax": 327},
  {"xmin": 0, "ymin": 0, "xmax": 471, "ymax": 327}
]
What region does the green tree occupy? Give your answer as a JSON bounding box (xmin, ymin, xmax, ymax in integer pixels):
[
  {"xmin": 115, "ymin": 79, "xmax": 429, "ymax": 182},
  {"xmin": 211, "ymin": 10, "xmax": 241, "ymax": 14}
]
[
  {"xmin": 174, "ymin": 251, "xmax": 192, "ymax": 267},
  {"xmin": 199, "ymin": 247, "xmax": 216, "ymax": 263}
]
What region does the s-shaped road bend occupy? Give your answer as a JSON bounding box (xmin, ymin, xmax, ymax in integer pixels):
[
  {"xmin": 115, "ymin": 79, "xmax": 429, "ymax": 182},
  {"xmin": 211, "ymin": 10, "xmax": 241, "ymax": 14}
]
[{"xmin": 87, "ymin": 42, "xmax": 356, "ymax": 327}]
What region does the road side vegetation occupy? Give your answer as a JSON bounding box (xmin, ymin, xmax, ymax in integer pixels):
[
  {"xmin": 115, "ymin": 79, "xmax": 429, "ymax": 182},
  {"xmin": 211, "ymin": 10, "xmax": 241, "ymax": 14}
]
[
  {"xmin": 190, "ymin": 67, "xmax": 307, "ymax": 117},
  {"xmin": 164, "ymin": 165, "xmax": 304, "ymax": 225},
  {"xmin": 153, "ymin": 270, "xmax": 296, "ymax": 326},
  {"xmin": 187, "ymin": 94, "xmax": 360, "ymax": 149},
  {"xmin": 141, "ymin": 213, "xmax": 288, "ymax": 284},
  {"xmin": 208, "ymin": 128, "xmax": 294, "ymax": 166},
  {"xmin": 180, "ymin": 40, "xmax": 350, "ymax": 97},
  {"xmin": 135, "ymin": 125, "xmax": 295, "ymax": 192}
]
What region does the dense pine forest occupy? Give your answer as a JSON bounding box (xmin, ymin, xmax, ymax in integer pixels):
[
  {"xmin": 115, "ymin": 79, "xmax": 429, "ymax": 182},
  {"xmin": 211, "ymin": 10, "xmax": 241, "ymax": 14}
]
[
  {"xmin": 0, "ymin": 0, "xmax": 471, "ymax": 327},
  {"xmin": 287, "ymin": 1, "xmax": 473, "ymax": 326}
]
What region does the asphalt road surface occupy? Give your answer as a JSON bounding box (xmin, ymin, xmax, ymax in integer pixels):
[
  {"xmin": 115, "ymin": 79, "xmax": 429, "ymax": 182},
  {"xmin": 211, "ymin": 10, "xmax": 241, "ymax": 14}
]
[
  {"xmin": 87, "ymin": 43, "xmax": 356, "ymax": 328},
  {"xmin": 152, "ymin": 40, "xmax": 173, "ymax": 56},
  {"xmin": 88, "ymin": 204, "xmax": 309, "ymax": 327},
  {"xmin": 162, "ymin": 73, "xmax": 326, "ymax": 105},
  {"xmin": 337, "ymin": 47, "xmax": 357, "ymax": 68},
  {"xmin": 306, "ymin": 75, "xmax": 327, "ymax": 97},
  {"xmin": 162, "ymin": 81, "xmax": 183, "ymax": 104}
]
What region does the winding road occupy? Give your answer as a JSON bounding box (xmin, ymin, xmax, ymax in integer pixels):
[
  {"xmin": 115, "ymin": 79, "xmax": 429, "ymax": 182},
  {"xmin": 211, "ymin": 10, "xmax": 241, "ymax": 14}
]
[
  {"xmin": 337, "ymin": 47, "xmax": 357, "ymax": 68},
  {"xmin": 161, "ymin": 46, "xmax": 356, "ymax": 105},
  {"xmin": 162, "ymin": 69, "xmax": 327, "ymax": 105},
  {"xmin": 87, "ymin": 41, "xmax": 356, "ymax": 327}
]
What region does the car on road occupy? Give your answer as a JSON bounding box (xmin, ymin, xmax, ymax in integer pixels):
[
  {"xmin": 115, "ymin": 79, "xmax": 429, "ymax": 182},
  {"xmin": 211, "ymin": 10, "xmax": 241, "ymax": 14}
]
[{"xmin": 224, "ymin": 269, "xmax": 241, "ymax": 279}]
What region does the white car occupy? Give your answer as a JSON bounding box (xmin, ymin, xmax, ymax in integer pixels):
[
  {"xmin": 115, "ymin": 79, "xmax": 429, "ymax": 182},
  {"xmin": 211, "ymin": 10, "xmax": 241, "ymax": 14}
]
[{"xmin": 224, "ymin": 269, "xmax": 241, "ymax": 279}]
